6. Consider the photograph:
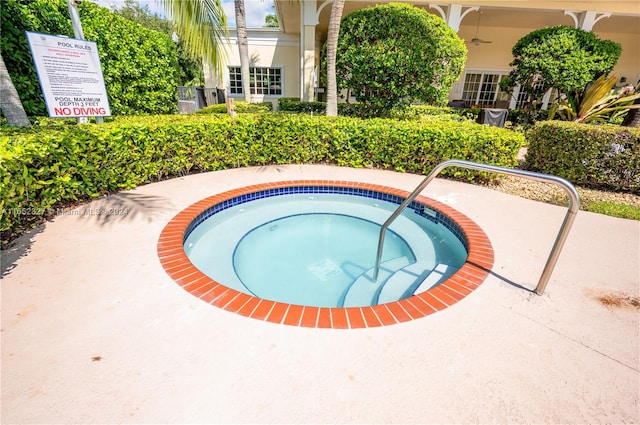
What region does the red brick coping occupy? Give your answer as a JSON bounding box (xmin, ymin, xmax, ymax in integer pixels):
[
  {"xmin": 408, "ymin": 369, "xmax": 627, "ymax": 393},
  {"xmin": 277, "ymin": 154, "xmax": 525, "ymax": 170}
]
[{"xmin": 158, "ymin": 180, "xmax": 494, "ymax": 328}]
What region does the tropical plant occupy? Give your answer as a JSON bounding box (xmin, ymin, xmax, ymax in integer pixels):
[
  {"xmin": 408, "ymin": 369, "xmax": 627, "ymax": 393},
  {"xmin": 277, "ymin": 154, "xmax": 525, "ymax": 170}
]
[
  {"xmin": 548, "ymin": 75, "xmax": 640, "ymax": 124},
  {"xmin": 111, "ymin": 0, "xmax": 203, "ymax": 86},
  {"xmin": 503, "ymin": 26, "xmax": 621, "ymax": 108},
  {"xmin": 325, "ymin": 0, "xmax": 345, "ymax": 116},
  {"xmin": 158, "ymin": 0, "xmax": 228, "ymax": 79},
  {"xmin": 329, "ymin": 3, "xmax": 466, "ymax": 117}
]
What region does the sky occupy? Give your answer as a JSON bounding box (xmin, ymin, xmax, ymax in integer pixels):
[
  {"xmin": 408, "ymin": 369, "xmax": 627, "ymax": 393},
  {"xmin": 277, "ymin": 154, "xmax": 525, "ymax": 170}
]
[{"xmin": 91, "ymin": 0, "xmax": 275, "ymax": 28}]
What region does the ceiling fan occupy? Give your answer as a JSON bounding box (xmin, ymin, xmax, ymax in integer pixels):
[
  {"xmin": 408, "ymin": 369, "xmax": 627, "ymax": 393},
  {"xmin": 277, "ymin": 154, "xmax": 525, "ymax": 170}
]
[{"xmin": 467, "ymin": 12, "xmax": 492, "ymax": 45}]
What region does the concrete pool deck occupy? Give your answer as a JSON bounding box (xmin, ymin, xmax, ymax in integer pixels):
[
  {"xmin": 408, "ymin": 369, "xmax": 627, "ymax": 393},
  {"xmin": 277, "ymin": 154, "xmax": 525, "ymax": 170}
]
[{"xmin": 1, "ymin": 164, "xmax": 639, "ymax": 424}]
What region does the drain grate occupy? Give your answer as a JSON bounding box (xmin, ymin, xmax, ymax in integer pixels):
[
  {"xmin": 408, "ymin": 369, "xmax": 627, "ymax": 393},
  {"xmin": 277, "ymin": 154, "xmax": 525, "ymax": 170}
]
[{"xmin": 308, "ymin": 259, "xmax": 343, "ymax": 281}]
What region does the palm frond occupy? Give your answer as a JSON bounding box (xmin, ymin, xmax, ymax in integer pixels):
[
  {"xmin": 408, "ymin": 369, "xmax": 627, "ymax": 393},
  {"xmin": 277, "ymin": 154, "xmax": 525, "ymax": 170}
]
[{"xmin": 158, "ymin": 0, "xmax": 229, "ymax": 78}]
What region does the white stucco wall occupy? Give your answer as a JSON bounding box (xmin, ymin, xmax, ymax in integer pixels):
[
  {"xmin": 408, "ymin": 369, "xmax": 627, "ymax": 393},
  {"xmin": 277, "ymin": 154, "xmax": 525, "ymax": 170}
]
[
  {"xmin": 207, "ymin": 8, "xmax": 639, "ymax": 108},
  {"xmin": 204, "ymin": 29, "xmax": 300, "ymax": 108}
]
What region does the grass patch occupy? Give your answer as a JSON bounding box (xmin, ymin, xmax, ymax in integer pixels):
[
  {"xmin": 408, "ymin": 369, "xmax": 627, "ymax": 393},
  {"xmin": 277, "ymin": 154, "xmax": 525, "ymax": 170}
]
[
  {"xmin": 483, "ymin": 176, "xmax": 640, "ymax": 221},
  {"xmin": 583, "ymin": 201, "xmax": 640, "ymax": 220}
]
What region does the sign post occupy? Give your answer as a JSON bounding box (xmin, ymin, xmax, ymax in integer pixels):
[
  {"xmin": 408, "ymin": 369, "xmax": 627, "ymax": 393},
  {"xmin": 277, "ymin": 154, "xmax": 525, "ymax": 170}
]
[
  {"xmin": 26, "ymin": 31, "xmax": 110, "ymax": 121},
  {"xmin": 66, "ymin": 0, "xmax": 92, "ymax": 123},
  {"xmin": 66, "ymin": 0, "xmax": 85, "ymax": 40}
]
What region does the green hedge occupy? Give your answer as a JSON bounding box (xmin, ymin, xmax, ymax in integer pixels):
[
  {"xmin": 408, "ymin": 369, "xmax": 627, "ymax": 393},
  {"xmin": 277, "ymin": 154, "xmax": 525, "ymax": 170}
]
[
  {"xmin": 79, "ymin": 2, "xmax": 179, "ymax": 115},
  {"xmin": 0, "ymin": 0, "xmax": 179, "ymax": 116},
  {"xmin": 196, "ymin": 101, "xmax": 273, "ymax": 114},
  {"xmin": 277, "ymin": 98, "xmax": 360, "ymax": 115},
  {"xmin": 525, "ymin": 121, "xmax": 640, "ymax": 193},
  {"xmin": 278, "ymin": 98, "xmax": 326, "ymax": 114},
  {"xmin": 1, "ymin": 0, "xmax": 72, "ymax": 116},
  {"xmin": 1, "ymin": 114, "xmax": 524, "ymax": 239},
  {"xmin": 277, "ymin": 99, "xmax": 478, "ymax": 120},
  {"xmin": 276, "ymin": 99, "xmax": 549, "ymax": 128}
]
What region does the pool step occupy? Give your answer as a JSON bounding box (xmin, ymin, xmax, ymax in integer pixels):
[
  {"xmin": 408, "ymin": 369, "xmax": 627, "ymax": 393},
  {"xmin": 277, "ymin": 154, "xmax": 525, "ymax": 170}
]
[
  {"xmin": 341, "ymin": 257, "xmax": 411, "ymax": 307},
  {"xmin": 377, "ymin": 262, "xmax": 449, "ymax": 304},
  {"xmin": 413, "ymin": 264, "xmax": 450, "ymax": 295}
]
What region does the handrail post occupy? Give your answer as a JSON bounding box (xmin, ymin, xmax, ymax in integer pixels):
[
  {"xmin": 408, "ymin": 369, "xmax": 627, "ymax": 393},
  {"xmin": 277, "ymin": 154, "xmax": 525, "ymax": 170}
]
[{"xmin": 372, "ymin": 160, "xmax": 580, "ymax": 295}]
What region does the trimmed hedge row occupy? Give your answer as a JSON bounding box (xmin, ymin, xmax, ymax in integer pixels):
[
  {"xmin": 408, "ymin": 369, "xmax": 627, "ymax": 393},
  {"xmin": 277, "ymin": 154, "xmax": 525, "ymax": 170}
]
[
  {"xmin": 278, "ymin": 98, "xmax": 326, "ymax": 113},
  {"xmin": 276, "ymin": 99, "xmax": 551, "ymax": 127},
  {"xmin": 196, "ymin": 101, "xmax": 273, "ymax": 114},
  {"xmin": 525, "ymin": 121, "xmax": 640, "ymax": 193},
  {"xmin": 0, "ymin": 114, "xmax": 524, "ymax": 238},
  {"xmin": 277, "ymin": 98, "xmax": 367, "ymax": 116},
  {"xmin": 277, "ymin": 98, "xmax": 476, "ymax": 120}
]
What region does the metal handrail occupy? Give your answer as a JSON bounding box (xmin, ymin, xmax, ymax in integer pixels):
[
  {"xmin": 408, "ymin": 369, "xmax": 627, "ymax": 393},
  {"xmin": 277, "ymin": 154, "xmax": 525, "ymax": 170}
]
[{"xmin": 372, "ymin": 159, "xmax": 580, "ymax": 295}]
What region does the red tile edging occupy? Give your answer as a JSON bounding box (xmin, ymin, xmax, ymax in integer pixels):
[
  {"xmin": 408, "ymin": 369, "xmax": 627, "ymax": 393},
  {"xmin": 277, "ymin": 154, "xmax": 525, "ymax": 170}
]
[{"xmin": 157, "ymin": 180, "xmax": 494, "ymax": 328}]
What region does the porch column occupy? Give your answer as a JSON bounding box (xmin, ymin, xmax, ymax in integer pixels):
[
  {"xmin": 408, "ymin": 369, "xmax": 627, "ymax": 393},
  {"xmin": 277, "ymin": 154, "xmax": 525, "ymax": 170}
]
[
  {"xmin": 564, "ymin": 10, "xmax": 611, "ymax": 31},
  {"xmin": 428, "ymin": 3, "xmax": 478, "ymax": 32},
  {"xmin": 300, "ymin": 0, "xmax": 318, "ymax": 101}
]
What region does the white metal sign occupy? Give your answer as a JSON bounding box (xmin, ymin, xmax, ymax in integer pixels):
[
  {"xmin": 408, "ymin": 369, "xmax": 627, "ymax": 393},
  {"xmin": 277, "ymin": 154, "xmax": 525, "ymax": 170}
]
[{"xmin": 26, "ymin": 31, "xmax": 111, "ymax": 117}]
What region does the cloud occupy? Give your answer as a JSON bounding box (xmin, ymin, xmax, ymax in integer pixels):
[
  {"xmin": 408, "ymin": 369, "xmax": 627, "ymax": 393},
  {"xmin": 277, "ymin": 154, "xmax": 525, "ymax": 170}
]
[{"xmin": 223, "ymin": 0, "xmax": 274, "ymax": 28}]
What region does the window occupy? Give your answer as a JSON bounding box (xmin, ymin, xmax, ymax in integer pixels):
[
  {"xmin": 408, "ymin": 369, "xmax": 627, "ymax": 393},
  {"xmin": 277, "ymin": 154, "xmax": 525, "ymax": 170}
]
[
  {"xmin": 514, "ymin": 80, "xmax": 546, "ymax": 109},
  {"xmin": 229, "ymin": 66, "xmax": 282, "ymax": 96},
  {"xmin": 461, "ymin": 72, "xmax": 508, "ymax": 108},
  {"xmin": 229, "ymin": 67, "xmax": 243, "ymax": 95}
]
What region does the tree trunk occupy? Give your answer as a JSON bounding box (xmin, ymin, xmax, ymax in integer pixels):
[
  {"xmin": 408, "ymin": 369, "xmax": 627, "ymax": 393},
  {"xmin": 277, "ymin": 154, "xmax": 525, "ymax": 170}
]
[
  {"xmin": 235, "ymin": 0, "xmax": 251, "ymax": 103},
  {"xmin": 0, "ymin": 53, "xmax": 31, "ymax": 127},
  {"xmin": 621, "ymin": 97, "xmax": 640, "ymax": 127},
  {"xmin": 325, "ymin": 0, "xmax": 345, "ymax": 117}
]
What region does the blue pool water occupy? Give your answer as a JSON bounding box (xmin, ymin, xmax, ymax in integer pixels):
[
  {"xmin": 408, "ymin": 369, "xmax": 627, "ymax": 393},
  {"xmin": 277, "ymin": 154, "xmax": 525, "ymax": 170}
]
[{"xmin": 184, "ymin": 191, "xmax": 467, "ymax": 307}]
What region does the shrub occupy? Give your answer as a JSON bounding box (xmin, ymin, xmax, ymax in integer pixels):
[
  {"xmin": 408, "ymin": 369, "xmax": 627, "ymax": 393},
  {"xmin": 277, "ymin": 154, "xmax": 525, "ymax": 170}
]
[
  {"xmin": 110, "ymin": 0, "xmax": 203, "ymax": 86},
  {"xmin": 0, "ymin": 114, "xmax": 524, "ymax": 239},
  {"xmin": 0, "ymin": 0, "xmax": 73, "ymax": 116},
  {"xmin": 410, "ymin": 105, "xmax": 479, "ymax": 122},
  {"xmin": 525, "ymin": 121, "xmax": 640, "ymax": 193},
  {"xmin": 277, "ymin": 100, "xmax": 481, "ymax": 122},
  {"xmin": 78, "ymin": 1, "xmax": 179, "ymax": 115},
  {"xmin": 507, "ymin": 109, "xmax": 548, "ymax": 126},
  {"xmin": 0, "ymin": 0, "xmax": 179, "ymax": 116},
  {"xmin": 330, "ymin": 3, "xmax": 466, "ymax": 116},
  {"xmin": 548, "ymin": 74, "xmax": 640, "ymax": 124},
  {"xmin": 503, "ymin": 26, "xmax": 621, "ymax": 108},
  {"xmin": 196, "ymin": 101, "xmax": 273, "ymax": 114},
  {"xmin": 278, "ymin": 98, "xmax": 326, "ymax": 114}
]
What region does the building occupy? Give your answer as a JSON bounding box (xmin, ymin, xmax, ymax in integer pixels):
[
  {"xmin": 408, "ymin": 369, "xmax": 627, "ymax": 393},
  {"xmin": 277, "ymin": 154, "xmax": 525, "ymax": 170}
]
[{"xmin": 205, "ymin": 1, "xmax": 640, "ymax": 110}]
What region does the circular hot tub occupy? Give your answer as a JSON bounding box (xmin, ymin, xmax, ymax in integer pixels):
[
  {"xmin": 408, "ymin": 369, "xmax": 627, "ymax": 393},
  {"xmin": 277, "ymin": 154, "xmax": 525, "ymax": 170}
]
[{"xmin": 158, "ymin": 180, "xmax": 493, "ymax": 328}]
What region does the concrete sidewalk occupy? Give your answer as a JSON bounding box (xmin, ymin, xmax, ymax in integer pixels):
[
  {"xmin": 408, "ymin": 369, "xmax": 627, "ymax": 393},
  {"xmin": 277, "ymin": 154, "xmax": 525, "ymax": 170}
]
[{"xmin": 1, "ymin": 164, "xmax": 638, "ymax": 424}]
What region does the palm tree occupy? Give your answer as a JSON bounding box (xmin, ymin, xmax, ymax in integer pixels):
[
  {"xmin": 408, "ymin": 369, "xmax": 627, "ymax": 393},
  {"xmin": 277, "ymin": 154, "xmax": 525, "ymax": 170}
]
[
  {"xmin": 234, "ymin": 0, "xmax": 251, "ymax": 103},
  {"xmin": 158, "ymin": 0, "xmax": 228, "ymax": 79},
  {"xmin": 325, "ymin": 0, "xmax": 345, "ymax": 116},
  {"xmin": 160, "ymin": 0, "xmax": 251, "ymax": 104},
  {"xmin": 0, "ymin": 53, "xmax": 30, "ymax": 127}
]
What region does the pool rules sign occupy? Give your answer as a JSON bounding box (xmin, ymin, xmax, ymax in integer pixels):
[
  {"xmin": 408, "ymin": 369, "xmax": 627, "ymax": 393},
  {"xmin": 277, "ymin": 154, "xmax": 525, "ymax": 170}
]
[{"xmin": 26, "ymin": 31, "xmax": 111, "ymax": 117}]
